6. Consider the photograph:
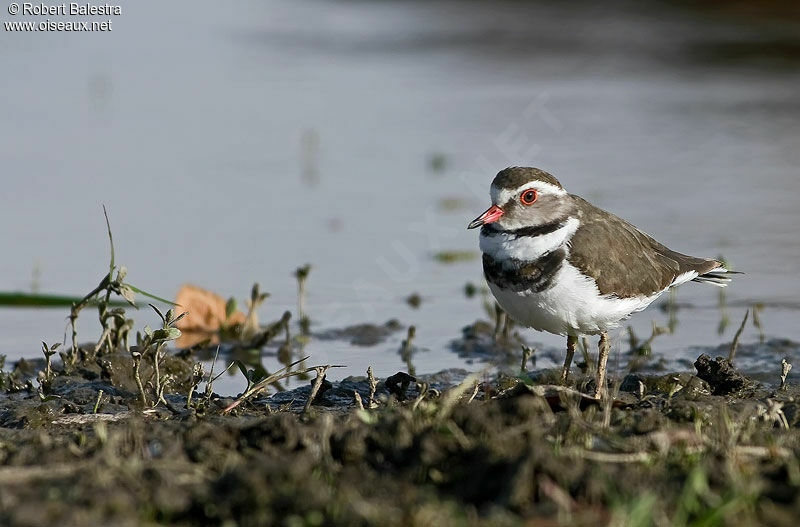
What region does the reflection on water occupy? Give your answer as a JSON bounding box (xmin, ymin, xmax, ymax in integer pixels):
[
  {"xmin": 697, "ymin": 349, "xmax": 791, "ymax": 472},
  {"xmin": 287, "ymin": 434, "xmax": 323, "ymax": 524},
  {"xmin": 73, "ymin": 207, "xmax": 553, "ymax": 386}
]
[{"xmin": 1, "ymin": 0, "xmax": 799, "ymax": 394}]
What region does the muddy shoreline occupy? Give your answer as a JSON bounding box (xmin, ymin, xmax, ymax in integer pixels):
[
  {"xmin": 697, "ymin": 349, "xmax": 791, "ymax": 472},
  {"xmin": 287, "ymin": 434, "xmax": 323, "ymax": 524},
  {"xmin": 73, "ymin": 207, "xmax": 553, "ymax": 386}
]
[{"xmin": 1, "ymin": 341, "xmax": 799, "ymax": 527}]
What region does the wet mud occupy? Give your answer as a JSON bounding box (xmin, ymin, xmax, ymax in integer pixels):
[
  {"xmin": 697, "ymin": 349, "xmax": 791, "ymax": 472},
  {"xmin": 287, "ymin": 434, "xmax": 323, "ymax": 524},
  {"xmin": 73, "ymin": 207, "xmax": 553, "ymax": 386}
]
[
  {"xmin": 1, "ymin": 344, "xmax": 800, "ymax": 527},
  {"xmin": 316, "ymin": 320, "xmax": 404, "ymax": 347}
]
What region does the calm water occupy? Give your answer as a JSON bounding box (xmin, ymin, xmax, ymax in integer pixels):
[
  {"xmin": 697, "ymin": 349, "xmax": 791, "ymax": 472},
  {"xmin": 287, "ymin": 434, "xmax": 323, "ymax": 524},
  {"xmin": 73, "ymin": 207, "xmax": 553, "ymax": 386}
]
[{"xmin": 2, "ymin": 0, "xmax": 799, "ymax": 394}]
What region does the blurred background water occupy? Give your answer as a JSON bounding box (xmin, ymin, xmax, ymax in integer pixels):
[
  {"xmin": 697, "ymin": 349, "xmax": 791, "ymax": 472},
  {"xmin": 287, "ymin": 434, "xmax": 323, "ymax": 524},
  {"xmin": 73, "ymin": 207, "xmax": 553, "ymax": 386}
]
[{"xmin": 2, "ymin": 0, "xmax": 799, "ymax": 394}]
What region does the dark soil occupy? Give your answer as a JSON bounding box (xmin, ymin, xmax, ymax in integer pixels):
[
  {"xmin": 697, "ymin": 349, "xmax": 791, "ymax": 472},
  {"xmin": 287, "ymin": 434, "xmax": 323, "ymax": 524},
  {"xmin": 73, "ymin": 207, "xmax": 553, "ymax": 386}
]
[{"xmin": 1, "ymin": 345, "xmax": 800, "ymax": 527}]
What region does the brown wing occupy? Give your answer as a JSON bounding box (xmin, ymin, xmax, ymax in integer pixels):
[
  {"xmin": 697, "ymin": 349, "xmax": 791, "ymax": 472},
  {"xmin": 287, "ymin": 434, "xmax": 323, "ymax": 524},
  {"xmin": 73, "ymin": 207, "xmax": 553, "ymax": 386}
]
[{"xmin": 567, "ymin": 197, "xmax": 721, "ymax": 298}]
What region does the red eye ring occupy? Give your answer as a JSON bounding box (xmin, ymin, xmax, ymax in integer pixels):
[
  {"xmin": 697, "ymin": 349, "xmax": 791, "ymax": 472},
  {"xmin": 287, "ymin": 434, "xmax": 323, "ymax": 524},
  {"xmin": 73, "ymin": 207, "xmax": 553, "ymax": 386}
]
[{"xmin": 520, "ymin": 189, "xmax": 538, "ymax": 205}]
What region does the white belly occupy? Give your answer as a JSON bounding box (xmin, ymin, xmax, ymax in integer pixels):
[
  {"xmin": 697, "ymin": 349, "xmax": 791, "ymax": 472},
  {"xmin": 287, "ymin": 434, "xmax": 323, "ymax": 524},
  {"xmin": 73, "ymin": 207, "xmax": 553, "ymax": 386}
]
[{"xmin": 488, "ymin": 262, "xmax": 664, "ymax": 336}]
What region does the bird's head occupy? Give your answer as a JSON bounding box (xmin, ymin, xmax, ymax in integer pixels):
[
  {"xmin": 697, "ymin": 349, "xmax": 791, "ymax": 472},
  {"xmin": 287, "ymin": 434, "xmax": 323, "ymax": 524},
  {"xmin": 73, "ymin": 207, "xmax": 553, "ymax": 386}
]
[{"xmin": 468, "ymin": 167, "xmax": 571, "ymax": 231}]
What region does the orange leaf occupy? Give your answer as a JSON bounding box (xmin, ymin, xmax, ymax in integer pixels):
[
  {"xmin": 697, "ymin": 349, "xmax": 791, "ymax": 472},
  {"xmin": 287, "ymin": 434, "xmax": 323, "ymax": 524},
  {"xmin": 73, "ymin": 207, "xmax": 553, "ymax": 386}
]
[{"xmin": 173, "ymin": 284, "xmax": 245, "ymax": 332}]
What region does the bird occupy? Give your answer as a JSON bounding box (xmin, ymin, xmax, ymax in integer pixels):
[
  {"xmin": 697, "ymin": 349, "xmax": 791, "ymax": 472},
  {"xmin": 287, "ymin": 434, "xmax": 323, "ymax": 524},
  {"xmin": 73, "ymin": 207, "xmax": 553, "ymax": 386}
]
[{"xmin": 467, "ymin": 167, "xmax": 735, "ymax": 399}]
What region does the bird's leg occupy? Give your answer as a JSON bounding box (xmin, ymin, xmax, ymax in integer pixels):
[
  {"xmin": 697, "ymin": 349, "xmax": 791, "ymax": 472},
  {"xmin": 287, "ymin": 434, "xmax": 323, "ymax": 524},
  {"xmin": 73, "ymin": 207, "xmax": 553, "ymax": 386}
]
[
  {"xmin": 594, "ymin": 332, "xmax": 610, "ymax": 399},
  {"xmin": 561, "ymin": 335, "xmax": 577, "ymax": 383}
]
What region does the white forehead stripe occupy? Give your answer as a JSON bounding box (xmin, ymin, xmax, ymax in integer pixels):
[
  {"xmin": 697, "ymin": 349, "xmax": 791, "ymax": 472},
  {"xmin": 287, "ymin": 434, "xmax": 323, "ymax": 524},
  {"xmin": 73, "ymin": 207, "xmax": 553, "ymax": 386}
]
[{"xmin": 491, "ymin": 181, "xmax": 566, "ymax": 205}]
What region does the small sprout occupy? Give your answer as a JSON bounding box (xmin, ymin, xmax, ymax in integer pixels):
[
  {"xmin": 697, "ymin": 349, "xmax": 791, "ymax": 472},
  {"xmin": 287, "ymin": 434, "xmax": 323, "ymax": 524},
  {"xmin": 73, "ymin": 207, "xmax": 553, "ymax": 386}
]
[
  {"xmin": 130, "ymin": 348, "xmax": 147, "ymax": 406},
  {"xmin": 400, "ymin": 326, "xmax": 417, "ymax": 377},
  {"xmin": 667, "ymin": 379, "xmax": 683, "ymax": 399},
  {"xmin": 203, "ymin": 346, "xmax": 222, "ymax": 403},
  {"xmin": 367, "ymin": 366, "xmax": 378, "ymax": 409},
  {"xmin": 92, "ymin": 389, "xmax": 104, "ymax": 414},
  {"xmin": 294, "ymin": 265, "xmax": 312, "ymax": 321},
  {"xmin": 186, "ymin": 362, "xmax": 204, "ymax": 409},
  {"xmin": 401, "ymin": 326, "xmax": 416, "ymax": 355},
  {"xmin": 154, "ymin": 373, "xmax": 176, "ymax": 408},
  {"xmin": 41, "ymin": 341, "xmax": 60, "ymax": 386},
  {"xmin": 406, "ymin": 292, "xmax": 422, "ymax": 309},
  {"xmin": 235, "ymin": 360, "xmax": 267, "ymax": 394},
  {"xmin": 294, "ymin": 264, "xmax": 312, "ymax": 282},
  {"xmin": 251, "ymin": 282, "xmax": 270, "ymax": 305},
  {"xmin": 242, "ymin": 283, "xmax": 270, "ymax": 339},
  {"xmin": 520, "ymin": 345, "xmax": 534, "ymax": 372},
  {"xmin": 139, "ymin": 310, "xmax": 175, "ymax": 406},
  {"xmin": 354, "ymin": 390, "xmax": 364, "ymax": 410},
  {"xmin": 780, "ymin": 359, "xmax": 792, "ymax": 391},
  {"xmin": 628, "ymin": 322, "xmax": 667, "ymax": 356},
  {"xmin": 463, "ymin": 282, "xmax": 477, "ymax": 298}
]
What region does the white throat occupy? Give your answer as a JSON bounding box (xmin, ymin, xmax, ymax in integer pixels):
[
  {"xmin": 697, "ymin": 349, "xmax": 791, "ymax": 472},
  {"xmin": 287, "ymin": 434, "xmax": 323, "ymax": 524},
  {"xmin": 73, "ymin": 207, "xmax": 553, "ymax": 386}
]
[{"xmin": 479, "ymin": 217, "xmax": 579, "ymax": 262}]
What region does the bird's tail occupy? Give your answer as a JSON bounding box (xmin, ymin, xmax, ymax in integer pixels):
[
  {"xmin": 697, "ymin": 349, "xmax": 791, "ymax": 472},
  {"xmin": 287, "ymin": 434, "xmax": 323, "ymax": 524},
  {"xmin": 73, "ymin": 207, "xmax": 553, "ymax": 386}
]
[{"xmin": 691, "ymin": 266, "xmax": 742, "ymax": 288}]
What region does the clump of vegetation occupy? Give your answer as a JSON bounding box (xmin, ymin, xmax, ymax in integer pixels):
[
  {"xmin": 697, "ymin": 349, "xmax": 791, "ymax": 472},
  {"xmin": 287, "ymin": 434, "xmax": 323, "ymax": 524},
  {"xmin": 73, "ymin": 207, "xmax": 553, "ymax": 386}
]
[
  {"xmin": 64, "ymin": 207, "xmax": 173, "ymax": 368},
  {"xmin": 131, "ymin": 305, "xmax": 187, "ymax": 407}
]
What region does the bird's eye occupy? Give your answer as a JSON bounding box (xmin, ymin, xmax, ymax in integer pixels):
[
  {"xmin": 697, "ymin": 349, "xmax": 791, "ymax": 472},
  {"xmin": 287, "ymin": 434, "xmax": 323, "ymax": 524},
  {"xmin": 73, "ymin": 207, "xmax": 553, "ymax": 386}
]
[{"xmin": 520, "ymin": 189, "xmax": 538, "ymax": 205}]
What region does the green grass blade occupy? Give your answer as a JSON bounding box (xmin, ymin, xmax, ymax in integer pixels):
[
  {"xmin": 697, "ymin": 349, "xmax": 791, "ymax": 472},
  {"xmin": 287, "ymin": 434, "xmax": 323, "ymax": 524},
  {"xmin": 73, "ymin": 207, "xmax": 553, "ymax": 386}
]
[
  {"xmin": 102, "ymin": 204, "xmax": 115, "ymax": 279},
  {"xmin": 0, "ymin": 292, "xmax": 129, "ymax": 308},
  {"xmin": 126, "ymin": 284, "xmax": 179, "ymax": 306}
]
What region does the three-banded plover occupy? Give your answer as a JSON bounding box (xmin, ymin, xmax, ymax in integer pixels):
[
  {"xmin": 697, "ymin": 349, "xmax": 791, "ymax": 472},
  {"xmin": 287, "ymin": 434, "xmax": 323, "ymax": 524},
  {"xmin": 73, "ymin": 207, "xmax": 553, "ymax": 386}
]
[{"xmin": 468, "ymin": 167, "xmax": 735, "ymax": 398}]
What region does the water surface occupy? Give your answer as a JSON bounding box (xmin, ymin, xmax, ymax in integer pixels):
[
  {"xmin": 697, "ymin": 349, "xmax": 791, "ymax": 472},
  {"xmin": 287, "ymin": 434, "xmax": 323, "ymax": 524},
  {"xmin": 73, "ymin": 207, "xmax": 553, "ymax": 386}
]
[{"xmin": 2, "ymin": 0, "xmax": 799, "ymax": 394}]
